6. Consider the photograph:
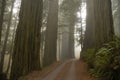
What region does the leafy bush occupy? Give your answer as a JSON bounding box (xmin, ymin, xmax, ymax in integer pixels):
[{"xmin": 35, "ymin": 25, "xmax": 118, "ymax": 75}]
[
  {"xmin": 90, "ymin": 36, "xmax": 120, "ymax": 80},
  {"xmin": 94, "ymin": 48, "xmax": 111, "ymax": 69},
  {"xmin": 82, "ymin": 48, "xmax": 95, "ymax": 67}
]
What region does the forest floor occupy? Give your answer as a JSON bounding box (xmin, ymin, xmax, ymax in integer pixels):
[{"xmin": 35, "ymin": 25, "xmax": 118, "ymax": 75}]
[{"xmin": 19, "ymin": 59, "xmax": 96, "ymax": 80}]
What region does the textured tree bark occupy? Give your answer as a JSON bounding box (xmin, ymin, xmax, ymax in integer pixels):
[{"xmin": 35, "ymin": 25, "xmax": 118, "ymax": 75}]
[
  {"xmin": 79, "ymin": 2, "xmax": 84, "ymax": 51},
  {"xmin": 43, "ymin": 0, "xmax": 58, "ymax": 67},
  {"xmin": 81, "ymin": 0, "xmax": 114, "ymax": 59},
  {"xmin": 6, "ymin": 12, "xmax": 18, "ymax": 74},
  {"xmin": 0, "ymin": 0, "xmax": 15, "ymax": 73},
  {"xmin": 94, "ymin": 0, "xmax": 114, "ymax": 48},
  {"xmin": 68, "ymin": 17, "xmax": 75, "ymax": 59},
  {"xmin": 82, "ymin": 0, "xmax": 95, "ymax": 52},
  {"xmin": 80, "ymin": 11, "xmax": 83, "ymax": 49},
  {"xmin": 60, "ymin": 26, "xmax": 69, "ymax": 61},
  {"xmin": 112, "ymin": 0, "xmax": 120, "ymax": 36},
  {"xmin": 0, "ymin": 0, "xmax": 6, "ymax": 45},
  {"xmin": 10, "ymin": 0, "xmax": 43, "ymax": 79}
]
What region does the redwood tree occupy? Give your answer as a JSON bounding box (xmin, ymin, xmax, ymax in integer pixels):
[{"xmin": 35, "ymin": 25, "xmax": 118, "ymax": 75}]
[
  {"xmin": 94, "ymin": 0, "xmax": 114, "ymax": 48},
  {"xmin": 81, "ymin": 0, "xmax": 114, "ymax": 59},
  {"xmin": 0, "ymin": 0, "xmax": 15, "ymax": 74},
  {"xmin": 43, "ymin": 0, "xmax": 58, "ymax": 67},
  {"xmin": 10, "ymin": 0, "xmax": 43, "ymax": 79},
  {"xmin": 82, "ymin": 0, "xmax": 95, "ymax": 52},
  {"xmin": 82, "ymin": 0, "xmax": 114, "ymax": 50},
  {"xmin": 0, "ymin": 0, "xmax": 6, "ymax": 45}
]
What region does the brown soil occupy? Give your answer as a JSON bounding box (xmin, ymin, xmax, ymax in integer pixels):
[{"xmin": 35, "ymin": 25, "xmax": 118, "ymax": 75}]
[
  {"xmin": 19, "ymin": 60, "xmax": 96, "ymax": 80},
  {"xmin": 19, "ymin": 61, "xmax": 61, "ymax": 80},
  {"xmin": 54, "ymin": 61, "xmax": 72, "ymax": 80},
  {"xmin": 75, "ymin": 60, "xmax": 96, "ymax": 80}
]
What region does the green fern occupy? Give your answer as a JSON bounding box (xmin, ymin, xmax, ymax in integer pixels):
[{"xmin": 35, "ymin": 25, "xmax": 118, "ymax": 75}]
[{"xmin": 89, "ymin": 36, "xmax": 120, "ymax": 80}]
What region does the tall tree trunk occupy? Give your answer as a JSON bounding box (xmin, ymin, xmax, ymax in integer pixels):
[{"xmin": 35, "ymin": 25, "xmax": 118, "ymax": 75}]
[
  {"xmin": 61, "ymin": 26, "xmax": 69, "ymax": 61},
  {"xmin": 112, "ymin": 0, "xmax": 120, "ymax": 36},
  {"xmin": 80, "ymin": 21, "xmax": 83, "ymax": 49},
  {"xmin": 82, "ymin": 0, "xmax": 95, "ymax": 52},
  {"xmin": 68, "ymin": 19, "xmax": 75, "ymax": 59},
  {"xmin": 43, "ymin": 0, "xmax": 58, "ymax": 67},
  {"xmin": 0, "ymin": 0, "xmax": 15, "ymax": 73},
  {"xmin": 6, "ymin": 14, "xmax": 18, "ymax": 74},
  {"xmin": 81, "ymin": 0, "xmax": 114, "ymax": 59},
  {"xmin": 0, "ymin": 0, "xmax": 6, "ymax": 45},
  {"xmin": 79, "ymin": 3, "xmax": 83, "ymax": 50},
  {"xmin": 94, "ymin": 0, "xmax": 114, "ymax": 48},
  {"xmin": 10, "ymin": 0, "xmax": 43, "ymax": 79}
]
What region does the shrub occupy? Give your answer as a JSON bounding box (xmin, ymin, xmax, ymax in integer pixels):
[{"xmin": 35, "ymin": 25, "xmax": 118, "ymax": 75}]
[
  {"xmin": 82, "ymin": 48, "xmax": 95, "ymax": 68},
  {"xmin": 90, "ymin": 36, "xmax": 120, "ymax": 80}
]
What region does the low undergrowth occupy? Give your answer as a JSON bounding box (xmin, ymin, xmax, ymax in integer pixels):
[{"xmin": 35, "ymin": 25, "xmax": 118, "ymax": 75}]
[
  {"xmin": 84, "ymin": 36, "xmax": 120, "ymax": 80},
  {"xmin": 81, "ymin": 48, "xmax": 95, "ymax": 68}
]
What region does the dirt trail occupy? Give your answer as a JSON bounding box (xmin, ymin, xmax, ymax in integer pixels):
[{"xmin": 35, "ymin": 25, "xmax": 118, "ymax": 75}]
[
  {"xmin": 41, "ymin": 59, "xmax": 95, "ymax": 80},
  {"xmin": 21, "ymin": 59, "xmax": 96, "ymax": 80},
  {"xmin": 75, "ymin": 60, "xmax": 96, "ymax": 80},
  {"xmin": 42, "ymin": 60, "xmax": 72, "ymax": 80},
  {"xmin": 63, "ymin": 59, "xmax": 76, "ymax": 80}
]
